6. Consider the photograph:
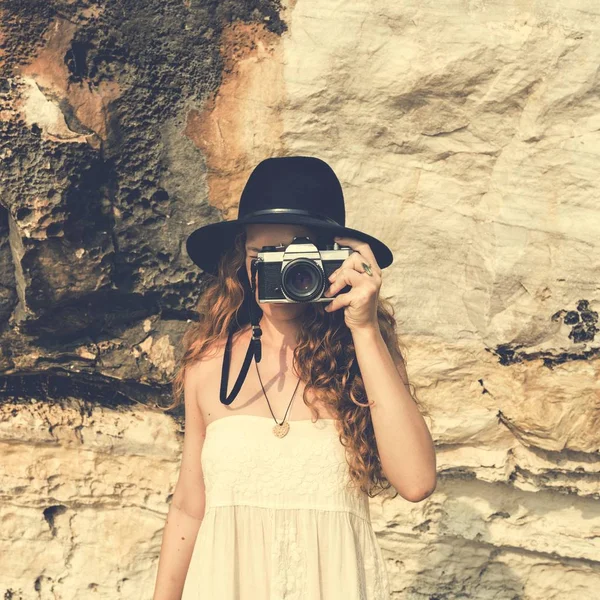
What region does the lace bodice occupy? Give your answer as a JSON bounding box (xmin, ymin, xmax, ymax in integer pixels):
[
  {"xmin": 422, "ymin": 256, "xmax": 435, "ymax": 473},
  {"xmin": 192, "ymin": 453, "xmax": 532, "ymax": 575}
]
[{"xmin": 201, "ymin": 415, "xmax": 370, "ymax": 521}]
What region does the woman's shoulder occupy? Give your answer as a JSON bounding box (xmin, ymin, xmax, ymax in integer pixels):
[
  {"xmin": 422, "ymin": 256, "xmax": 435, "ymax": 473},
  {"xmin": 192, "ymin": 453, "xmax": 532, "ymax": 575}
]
[{"xmin": 191, "ymin": 325, "xmax": 253, "ymax": 420}]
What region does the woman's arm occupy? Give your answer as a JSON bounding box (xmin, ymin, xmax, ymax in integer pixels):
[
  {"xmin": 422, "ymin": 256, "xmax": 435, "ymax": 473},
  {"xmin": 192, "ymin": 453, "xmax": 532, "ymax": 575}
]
[
  {"xmin": 153, "ymin": 363, "xmax": 207, "ymax": 600},
  {"xmin": 351, "ymin": 325, "xmax": 437, "ymax": 502}
]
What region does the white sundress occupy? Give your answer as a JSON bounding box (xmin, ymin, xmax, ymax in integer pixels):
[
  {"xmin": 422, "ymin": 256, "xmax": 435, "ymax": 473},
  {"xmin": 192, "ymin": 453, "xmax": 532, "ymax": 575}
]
[{"xmin": 181, "ymin": 414, "xmax": 391, "ymax": 599}]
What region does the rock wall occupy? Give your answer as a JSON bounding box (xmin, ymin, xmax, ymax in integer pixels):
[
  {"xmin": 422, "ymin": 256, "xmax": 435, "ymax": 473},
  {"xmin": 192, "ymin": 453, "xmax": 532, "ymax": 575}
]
[{"xmin": 1, "ymin": 0, "xmax": 599, "ymax": 599}]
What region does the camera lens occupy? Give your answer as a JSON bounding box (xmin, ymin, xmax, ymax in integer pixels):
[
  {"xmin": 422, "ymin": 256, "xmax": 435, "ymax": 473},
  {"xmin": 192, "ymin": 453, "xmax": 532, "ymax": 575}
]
[{"xmin": 281, "ymin": 259, "xmax": 324, "ymax": 302}]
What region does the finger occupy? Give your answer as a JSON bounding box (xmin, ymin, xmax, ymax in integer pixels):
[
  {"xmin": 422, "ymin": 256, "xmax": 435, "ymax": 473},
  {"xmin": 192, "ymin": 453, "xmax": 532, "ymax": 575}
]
[
  {"xmin": 325, "ymin": 266, "xmax": 363, "ymax": 298},
  {"xmin": 333, "ymin": 236, "xmax": 382, "ymax": 275},
  {"xmin": 324, "ymin": 289, "xmax": 351, "ymax": 312},
  {"xmin": 329, "ymin": 251, "xmax": 381, "ymax": 282}
]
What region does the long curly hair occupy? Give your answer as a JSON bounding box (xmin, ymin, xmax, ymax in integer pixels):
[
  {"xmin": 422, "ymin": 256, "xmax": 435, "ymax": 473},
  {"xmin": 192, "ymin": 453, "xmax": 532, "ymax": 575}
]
[{"xmin": 165, "ymin": 227, "xmax": 426, "ymax": 498}]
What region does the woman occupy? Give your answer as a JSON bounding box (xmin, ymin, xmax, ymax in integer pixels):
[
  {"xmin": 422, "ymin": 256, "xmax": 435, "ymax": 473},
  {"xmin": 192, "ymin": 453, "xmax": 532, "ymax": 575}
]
[{"xmin": 153, "ymin": 156, "xmax": 436, "ymax": 599}]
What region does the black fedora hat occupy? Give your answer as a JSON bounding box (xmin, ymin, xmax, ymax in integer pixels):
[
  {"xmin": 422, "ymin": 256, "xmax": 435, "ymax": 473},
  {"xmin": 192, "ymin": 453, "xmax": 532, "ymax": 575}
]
[{"xmin": 185, "ymin": 155, "xmax": 394, "ymax": 276}]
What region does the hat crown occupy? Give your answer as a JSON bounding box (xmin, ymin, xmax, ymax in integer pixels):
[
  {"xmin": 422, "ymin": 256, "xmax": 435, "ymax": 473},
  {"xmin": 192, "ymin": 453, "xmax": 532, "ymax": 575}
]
[{"xmin": 238, "ymin": 156, "xmax": 346, "ymax": 226}]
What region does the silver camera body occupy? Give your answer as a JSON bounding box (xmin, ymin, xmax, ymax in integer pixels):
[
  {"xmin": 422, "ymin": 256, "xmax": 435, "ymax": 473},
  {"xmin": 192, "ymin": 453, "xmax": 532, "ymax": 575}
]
[{"xmin": 252, "ymin": 236, "xmax": 353, "ymax": 303}]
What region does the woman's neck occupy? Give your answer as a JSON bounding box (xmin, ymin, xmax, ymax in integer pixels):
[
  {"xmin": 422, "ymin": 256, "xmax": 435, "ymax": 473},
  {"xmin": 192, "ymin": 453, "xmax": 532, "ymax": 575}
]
[{"xmin": 243, "ymin": 313, "xmax": 302, "ymax": 350}]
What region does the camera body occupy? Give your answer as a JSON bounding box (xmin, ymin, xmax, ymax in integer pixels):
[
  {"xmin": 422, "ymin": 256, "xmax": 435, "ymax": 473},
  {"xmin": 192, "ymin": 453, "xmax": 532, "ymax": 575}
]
[{"xmin": 252, "ymin": 236, "xmax": 353, "ymax": 303}]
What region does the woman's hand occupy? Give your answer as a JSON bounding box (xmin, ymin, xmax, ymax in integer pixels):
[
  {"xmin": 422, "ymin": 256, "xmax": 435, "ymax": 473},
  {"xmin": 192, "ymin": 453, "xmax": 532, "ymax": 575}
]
[{"xmin": 323, "ymin": 235, "xmax": 383, "ymax": 333}]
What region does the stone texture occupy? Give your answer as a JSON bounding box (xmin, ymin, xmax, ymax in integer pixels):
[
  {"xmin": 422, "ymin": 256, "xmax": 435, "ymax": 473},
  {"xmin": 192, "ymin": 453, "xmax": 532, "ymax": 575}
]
[
  {"xmin": 0, "ymin": 398, "xmax": 180, "ymax": 599},
  {"xmin": 1, "ymin": 0, "xmax": 599, "ymax": 598}
]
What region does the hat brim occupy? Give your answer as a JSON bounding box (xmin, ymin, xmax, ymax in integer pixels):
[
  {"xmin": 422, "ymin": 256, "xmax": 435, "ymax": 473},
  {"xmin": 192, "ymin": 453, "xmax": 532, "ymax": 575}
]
[{"xmin": 185, "ymin": 214, "xmax": 393, "ymax": 276}]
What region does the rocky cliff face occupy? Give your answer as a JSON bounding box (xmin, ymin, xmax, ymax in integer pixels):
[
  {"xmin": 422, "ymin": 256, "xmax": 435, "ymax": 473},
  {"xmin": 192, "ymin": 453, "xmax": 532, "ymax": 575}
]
[{"xmin": 1, "ymin": 0, "xmax": 599, "ymax": 598}]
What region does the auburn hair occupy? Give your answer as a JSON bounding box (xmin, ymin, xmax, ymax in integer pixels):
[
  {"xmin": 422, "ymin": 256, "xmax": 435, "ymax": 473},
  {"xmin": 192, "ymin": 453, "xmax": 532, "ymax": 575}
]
[{"xmin": 164, "ymin": 227, "xmax": 426, "ymax": 498}]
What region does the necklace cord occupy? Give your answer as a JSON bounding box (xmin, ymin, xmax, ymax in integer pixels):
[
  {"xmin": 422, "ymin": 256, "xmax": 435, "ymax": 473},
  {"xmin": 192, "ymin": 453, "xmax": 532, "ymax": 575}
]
[{"xmin": 255, "ymin": 359, "xmax": 302, "ymax": 425}]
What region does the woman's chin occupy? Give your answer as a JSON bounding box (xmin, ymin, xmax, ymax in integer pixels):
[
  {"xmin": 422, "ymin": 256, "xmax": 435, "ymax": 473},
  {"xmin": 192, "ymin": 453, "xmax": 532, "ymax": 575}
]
[{"xmin": 263, "ymin": 302, "xmax": 310, "ymax": 315}]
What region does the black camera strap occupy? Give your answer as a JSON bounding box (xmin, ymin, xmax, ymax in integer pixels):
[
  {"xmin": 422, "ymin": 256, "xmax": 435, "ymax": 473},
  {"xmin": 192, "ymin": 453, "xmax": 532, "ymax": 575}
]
[{"xmin": 220, "ymin": 259, "xmax": 263, "ymax": 406}]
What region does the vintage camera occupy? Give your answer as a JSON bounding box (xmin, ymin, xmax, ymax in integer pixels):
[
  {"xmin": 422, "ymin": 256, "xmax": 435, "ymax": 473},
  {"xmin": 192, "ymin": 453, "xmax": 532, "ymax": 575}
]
[{"xmin": 252, "ymin": 236, "xmax": 353, "ymax": 303}]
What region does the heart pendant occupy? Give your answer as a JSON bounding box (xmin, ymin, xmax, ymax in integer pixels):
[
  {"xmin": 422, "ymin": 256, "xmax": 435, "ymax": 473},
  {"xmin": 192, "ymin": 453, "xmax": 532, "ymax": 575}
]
[{"xmin": 273, "ymin": 421, "xmax": 290, "ymax": 438}]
